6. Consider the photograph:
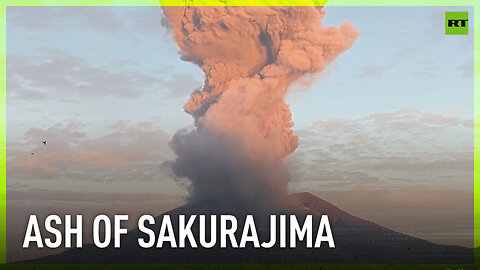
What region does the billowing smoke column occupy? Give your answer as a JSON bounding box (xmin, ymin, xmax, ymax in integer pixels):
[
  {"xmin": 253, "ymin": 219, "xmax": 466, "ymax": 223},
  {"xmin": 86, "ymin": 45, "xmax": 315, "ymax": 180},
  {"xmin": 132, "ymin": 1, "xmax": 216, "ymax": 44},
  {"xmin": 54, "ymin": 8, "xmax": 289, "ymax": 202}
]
[{"xmin": 163, "ymin": 6, "xmax": 358, "ymax": 208}]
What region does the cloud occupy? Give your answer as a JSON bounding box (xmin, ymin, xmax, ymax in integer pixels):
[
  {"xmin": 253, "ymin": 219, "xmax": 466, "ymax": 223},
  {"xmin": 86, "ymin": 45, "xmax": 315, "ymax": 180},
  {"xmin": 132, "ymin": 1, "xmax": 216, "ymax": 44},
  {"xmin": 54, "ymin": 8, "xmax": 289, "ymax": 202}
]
[
  {"xmin": 456, "ymin": 61, "xmax": 474, "ymax": 78},
  {"xmin": 361, "ymin": 109, "xmax": 469, "ymax": 133},
  {"xmin": 5, "ymin": 74, "xmax": 50, "ymax": 101},
  {"xmin": 7, "ymin": 49, "xmax": 203, "ymax": 104},
  {"xmin": 162, "ymin": 73, "xmax": 203, "ymax": 99},
  {"xmin": 288, "ymin": 109, "xmax": 473, "ymax": 191},
  {"xmin": 7, "ymin": 189, "xmax": 181, "ymax": 204},
  {"xmin": 7, "ymin": 121, "xmax": 175, "ymax": 180},
  {"xmin": 413, "ymin": 60, "xmax": 441, "ymax": 78},
  {"xmin": 356, "ymin": 63, "xmax": 392, "ymax": 77},
  {"xmin": 7, "ymin": 50, "xmax": 165, "ymax": 101}
]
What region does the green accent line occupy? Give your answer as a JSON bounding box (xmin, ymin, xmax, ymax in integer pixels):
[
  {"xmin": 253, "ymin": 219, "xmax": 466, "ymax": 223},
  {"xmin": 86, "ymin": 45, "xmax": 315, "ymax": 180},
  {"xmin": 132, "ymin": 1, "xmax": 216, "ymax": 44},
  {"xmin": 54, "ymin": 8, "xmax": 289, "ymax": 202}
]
[
  {"xmin": 474, "ymin": 3, "xmax": 480, "ymax": 264},
  {"xmin": 0, "ymin": 0, "xmax": 6, "ymax": 265},
  {"xmin": 0, "ymin": 0, "xmax": 479, "ymax": 266}
]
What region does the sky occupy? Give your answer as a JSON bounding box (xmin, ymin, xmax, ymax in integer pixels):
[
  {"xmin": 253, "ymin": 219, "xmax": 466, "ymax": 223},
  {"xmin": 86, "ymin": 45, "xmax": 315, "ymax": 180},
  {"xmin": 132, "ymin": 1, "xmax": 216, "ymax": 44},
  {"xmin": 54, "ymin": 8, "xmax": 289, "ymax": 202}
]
[{"xmin": 5, "ymin": 6, "xmax": 475, "ymax": 261}]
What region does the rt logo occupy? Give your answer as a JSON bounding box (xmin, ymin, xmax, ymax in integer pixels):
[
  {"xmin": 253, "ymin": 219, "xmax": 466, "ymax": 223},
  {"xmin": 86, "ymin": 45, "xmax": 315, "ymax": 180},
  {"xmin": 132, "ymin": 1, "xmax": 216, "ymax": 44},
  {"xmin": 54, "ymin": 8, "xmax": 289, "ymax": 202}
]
[{"xmin": 445, "ymin": 12, "xmax": 468, "ymax": 35}]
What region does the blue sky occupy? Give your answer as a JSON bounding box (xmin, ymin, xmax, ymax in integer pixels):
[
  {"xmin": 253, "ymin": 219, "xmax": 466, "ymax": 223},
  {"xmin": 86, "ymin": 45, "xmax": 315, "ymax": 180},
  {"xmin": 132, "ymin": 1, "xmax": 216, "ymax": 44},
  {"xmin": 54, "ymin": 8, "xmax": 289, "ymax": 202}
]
[{"xmin": 4, "ymin": 7, "xmax": 475, "ymax": 259}]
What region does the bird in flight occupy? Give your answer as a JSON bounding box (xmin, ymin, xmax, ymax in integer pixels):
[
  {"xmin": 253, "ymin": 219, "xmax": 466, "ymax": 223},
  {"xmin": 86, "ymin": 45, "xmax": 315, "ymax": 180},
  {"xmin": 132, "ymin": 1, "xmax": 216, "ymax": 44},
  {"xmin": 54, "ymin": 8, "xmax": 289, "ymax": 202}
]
[{"xmin": 42, "ymin": 141, "xmax": 47, "ymax": 145}]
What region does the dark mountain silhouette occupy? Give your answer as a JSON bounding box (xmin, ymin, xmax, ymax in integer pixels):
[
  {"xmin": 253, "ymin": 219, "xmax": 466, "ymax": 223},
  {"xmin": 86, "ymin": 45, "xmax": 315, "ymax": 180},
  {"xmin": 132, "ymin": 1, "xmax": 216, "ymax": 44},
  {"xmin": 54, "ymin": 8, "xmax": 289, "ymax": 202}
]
[{"xmin": 25, "ymin": 192, "xmax": 473, "ymax": 264}]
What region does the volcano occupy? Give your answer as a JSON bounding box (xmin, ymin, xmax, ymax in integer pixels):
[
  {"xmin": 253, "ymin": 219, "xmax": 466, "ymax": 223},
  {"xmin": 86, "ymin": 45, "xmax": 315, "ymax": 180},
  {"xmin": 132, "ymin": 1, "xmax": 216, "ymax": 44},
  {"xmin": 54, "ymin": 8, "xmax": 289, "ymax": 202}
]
[{"xmin": 25, "ymin": 192, "xmax": 472, "ymax": 264}]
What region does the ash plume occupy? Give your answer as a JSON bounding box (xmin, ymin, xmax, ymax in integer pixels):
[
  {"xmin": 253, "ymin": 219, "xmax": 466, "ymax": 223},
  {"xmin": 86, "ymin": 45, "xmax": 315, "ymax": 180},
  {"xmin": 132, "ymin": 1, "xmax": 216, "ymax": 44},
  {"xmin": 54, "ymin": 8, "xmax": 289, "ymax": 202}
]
[{"xmin": 163, "ymin": 6, "xmax": 358, "ymax": 208}]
